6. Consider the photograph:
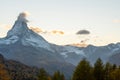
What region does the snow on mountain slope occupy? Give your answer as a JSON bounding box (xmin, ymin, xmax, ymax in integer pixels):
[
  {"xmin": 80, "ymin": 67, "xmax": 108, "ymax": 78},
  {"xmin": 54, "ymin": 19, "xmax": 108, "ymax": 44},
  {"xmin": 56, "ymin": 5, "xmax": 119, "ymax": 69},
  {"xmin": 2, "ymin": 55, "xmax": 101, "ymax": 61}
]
[
  {"xmin": 21, "ymin": 30, "xmax": 53, "ymax": 51},
  {"xmin": 51, "ymin": 45, "xmax": 86, "ymax": 65},
  {"xmin": 62, "ymin": 46, "xmax": 85, "ymax": 55},
  {"xmin": 52, "ymin": 45, "xmax": 86, "ymax": 58},
  {"xmin": 0, "ymin": 36, "xmax": 19, "ymax": 45}
]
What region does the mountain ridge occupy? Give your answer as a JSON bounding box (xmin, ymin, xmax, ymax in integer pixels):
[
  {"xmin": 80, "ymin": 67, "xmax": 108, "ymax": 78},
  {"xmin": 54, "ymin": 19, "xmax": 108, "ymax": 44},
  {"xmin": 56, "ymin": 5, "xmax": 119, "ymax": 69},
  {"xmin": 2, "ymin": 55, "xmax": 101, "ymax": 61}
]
[{"xmin": 0, "ymin": 12, "xmax": 120, "ymax": 79}]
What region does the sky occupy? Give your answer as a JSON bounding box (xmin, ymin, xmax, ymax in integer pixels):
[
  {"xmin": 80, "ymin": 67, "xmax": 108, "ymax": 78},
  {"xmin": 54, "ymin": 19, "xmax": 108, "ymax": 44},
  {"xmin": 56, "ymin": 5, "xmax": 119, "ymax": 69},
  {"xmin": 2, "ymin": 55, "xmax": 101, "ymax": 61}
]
[{"xmin": 0, "ymin": 0, "xmax": 120, "ymax": 46}]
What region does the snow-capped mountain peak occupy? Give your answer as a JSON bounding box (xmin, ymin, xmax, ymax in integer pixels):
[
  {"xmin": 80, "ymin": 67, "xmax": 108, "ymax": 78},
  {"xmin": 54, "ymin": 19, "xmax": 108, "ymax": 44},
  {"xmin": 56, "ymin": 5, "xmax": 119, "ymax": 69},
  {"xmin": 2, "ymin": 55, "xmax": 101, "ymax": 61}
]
[
  {"xmin": 7, "ymin": 12, "xmax": 29, "ymax": 37},
  {"xmin": 0, "ymin": 12, "xmax": 53, "ymax": 51}
]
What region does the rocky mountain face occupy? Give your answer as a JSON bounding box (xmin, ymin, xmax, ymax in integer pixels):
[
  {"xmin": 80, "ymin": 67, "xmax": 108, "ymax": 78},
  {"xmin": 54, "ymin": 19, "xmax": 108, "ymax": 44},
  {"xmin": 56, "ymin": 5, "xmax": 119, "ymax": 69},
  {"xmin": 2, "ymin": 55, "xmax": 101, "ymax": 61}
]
[
  {"xmin": 109, "ymin": 52, "xmax": 120, "ymax": 65},
  {"xmin": 0, "ymin": 54, "xmax": 39, "ymax": 80}
]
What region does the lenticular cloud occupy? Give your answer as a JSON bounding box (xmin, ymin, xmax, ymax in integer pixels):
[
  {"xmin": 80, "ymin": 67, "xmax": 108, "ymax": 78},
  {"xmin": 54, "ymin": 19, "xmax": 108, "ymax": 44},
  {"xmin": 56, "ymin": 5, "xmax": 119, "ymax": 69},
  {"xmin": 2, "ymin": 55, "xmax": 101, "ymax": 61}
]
[{"xmin": 76, "ymin": 30, "xmax": 90, "ymax": 35}]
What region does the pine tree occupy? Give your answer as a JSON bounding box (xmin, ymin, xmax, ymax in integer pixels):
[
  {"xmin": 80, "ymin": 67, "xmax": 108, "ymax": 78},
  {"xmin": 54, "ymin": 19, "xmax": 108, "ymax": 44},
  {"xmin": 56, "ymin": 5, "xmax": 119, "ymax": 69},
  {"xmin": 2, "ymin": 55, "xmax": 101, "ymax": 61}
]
[
  {"xmin": 38, "ymin": 68, "xmax": 49, "ymax": 80},
  {"xmin": 112, "ymin": 64, "xmax": 117, "ymax": 70},
  {"xmin": 52, "ymin": 71, "xmax": 61, "ymax": 80},
  {"xmin": 93, "ymin": 58, "xmax": 104, "ymax": 80},
  {"xmin": 60, "ymin": 73, "xmax": 65, "ymax": 80},
  {"xmin": 72, "ymin": 59, "xmax": 94, "ymax": 80},
  {"xmin": 110, "ymin": 69, "xmax": 120, "ymax": 80},
  {"xmin": 52, "ymin": 71, "xmax": 65, "ymax": 80},
  {"xmin": 104, "ymin": 62, "xmax": 112, "ymax": 80}
]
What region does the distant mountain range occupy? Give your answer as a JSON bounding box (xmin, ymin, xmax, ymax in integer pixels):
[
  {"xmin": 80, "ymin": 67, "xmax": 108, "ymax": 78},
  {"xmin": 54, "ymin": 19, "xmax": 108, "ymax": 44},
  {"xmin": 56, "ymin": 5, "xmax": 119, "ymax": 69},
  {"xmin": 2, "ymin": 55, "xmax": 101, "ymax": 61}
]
[
  {"xmin": 0, "ymin": 12, "xmax": 120, "ymax": 79},
  {"xmin": 52, "ymin": 43, "xmax": 120, "ymax": 65}
]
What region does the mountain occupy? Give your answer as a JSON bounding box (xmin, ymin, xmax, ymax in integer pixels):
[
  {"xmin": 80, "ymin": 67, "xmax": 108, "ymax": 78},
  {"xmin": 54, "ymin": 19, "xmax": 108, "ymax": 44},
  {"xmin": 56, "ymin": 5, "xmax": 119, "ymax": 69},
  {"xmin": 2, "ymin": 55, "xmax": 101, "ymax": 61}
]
[
  {"xmin": 56, "ymin": 43, "xmax": 120, "ymax": 65},
  {"xmin": 0, "ymin": 12, "xmax": 120, "ymax": 79},
  {"xmin": 0, "ymin": 12, "xmax": 74, "ymax": 79},
  {"xmin": 109, "ymin": 52, "xmax": 120, "ymax": 65},
  {"xmin": 52, "ymin": 45, "xmax": 86, "ymax": 65}
]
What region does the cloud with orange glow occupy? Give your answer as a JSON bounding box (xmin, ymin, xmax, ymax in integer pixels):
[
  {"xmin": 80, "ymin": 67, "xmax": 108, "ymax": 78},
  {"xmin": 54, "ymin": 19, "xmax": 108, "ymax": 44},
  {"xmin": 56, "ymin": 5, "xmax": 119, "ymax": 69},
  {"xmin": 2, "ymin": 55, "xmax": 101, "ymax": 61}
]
[
  {"xmin": 29, "ymin": 27, "xmax": 64, "ymax": 35},
  {"xmin": 51, "ymin": 30, "xmax": 64, "ymax": 35},
  {"xmin": 71, "ymin": 43, "xmax": 88, "ymax": 47},
  {"xmin": 112, "ymin": 19, "xmax": 120, "ymax": 23},
  {"xmin": 29, "ymin": 27, "xmax": 43, "ymax": 33}
]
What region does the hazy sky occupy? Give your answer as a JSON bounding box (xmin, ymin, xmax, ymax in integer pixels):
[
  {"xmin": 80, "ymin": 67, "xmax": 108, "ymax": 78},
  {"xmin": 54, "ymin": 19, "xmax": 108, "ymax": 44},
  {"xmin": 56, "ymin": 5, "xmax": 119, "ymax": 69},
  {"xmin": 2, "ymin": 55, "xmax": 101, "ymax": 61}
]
[{"xmin": 0, "ymin": 0, "xmax": 120, "ymax": 46}]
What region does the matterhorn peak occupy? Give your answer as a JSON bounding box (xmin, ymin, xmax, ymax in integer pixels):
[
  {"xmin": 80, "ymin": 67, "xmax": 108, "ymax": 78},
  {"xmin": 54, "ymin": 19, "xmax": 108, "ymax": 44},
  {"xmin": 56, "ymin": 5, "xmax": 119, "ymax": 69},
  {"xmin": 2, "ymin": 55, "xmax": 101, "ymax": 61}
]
[
  {"xmin": 2, "ymin": 12, "xmax": 52, "ymax": 51},
  {"xmin": 7, "ymin": 12, "xmax": 30, "ymax": 37}
]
